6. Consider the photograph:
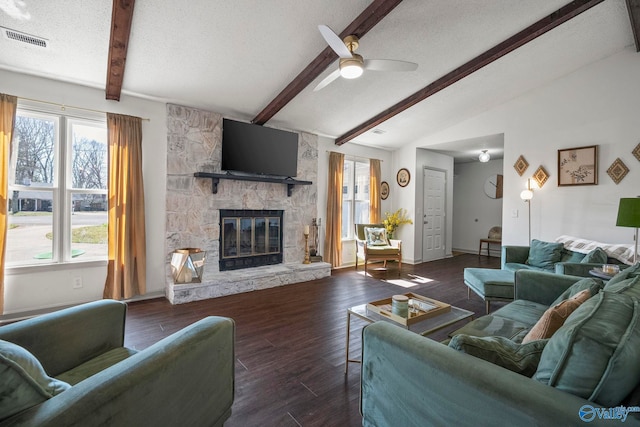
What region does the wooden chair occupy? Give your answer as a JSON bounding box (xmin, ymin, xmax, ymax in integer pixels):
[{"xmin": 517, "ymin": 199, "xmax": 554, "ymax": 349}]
[
  {"xmin": 355, "ymin": 223, "xmax": 402, "ymax": 275},
  {"xmin": 478, "ymin": 226, "xmax": 502, "ymax": 257}
]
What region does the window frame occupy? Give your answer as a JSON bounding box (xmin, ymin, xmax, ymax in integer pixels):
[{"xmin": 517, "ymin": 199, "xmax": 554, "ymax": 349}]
[
  {"xmin": 6, "ymin": 102, "xmax": 108, "ymax": 270},
  {"xmin": 342, "ymin": 157, "xmax": 370, "ymax": 241}
]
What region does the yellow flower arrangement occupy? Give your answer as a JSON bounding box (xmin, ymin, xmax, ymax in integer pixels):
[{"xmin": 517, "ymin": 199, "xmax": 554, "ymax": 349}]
[{"xmin": 383, "ymin": 208, "xmax": 413, "ymax": 238}]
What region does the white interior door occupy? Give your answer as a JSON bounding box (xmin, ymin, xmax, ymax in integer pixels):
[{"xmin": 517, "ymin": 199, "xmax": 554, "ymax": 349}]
[{"xmin": 422, "ymin": 168, "xmax": 446, "ymax": 262}]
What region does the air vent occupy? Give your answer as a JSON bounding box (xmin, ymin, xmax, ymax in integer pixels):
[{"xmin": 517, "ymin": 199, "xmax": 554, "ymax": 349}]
[{"xmin": 2, "ymin": 27, "xmax": 48, "ymax": 48}]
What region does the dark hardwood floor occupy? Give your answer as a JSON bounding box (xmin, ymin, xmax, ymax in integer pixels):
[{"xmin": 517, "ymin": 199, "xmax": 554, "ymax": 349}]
[{"xmin": 125, "ymin": 254, "xmax": 500, "ymax": 427}]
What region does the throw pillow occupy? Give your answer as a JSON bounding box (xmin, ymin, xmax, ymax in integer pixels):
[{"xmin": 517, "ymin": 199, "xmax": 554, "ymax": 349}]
[
  {"xmin": 550, "ymin": 277, "xmax": 603, "ymax": 307},
  {"xmin": 448, "ymin": 334, "xmax": 548, "ymax": 377},
  {"xmin": 580, "ymin": 247, "xmax": 608, "ymax": 264},
  {"xmin": 364, "ymin": 227, "xmax": 388, "ymax": 246},
  {"xmin": 559, "ymin": 249, "xmax": 585, "ymax": 263},
  {"xmin": 522, "ymin": 289, "xmax": 591, "ymax": 343},
  {"xmin": 526, "ymin": 239, "xmax": 564, "ymax": 270},
  {"xmin": 603, "ymin": 275, "xmax": 640, "ymax": 300},
  {"xmin": 534, "ymin": 291, "xmax": 640, "ymax": 407},
  {"xmin": 0, "ymin": 340, "xmax": 71, "ymax": 421}
]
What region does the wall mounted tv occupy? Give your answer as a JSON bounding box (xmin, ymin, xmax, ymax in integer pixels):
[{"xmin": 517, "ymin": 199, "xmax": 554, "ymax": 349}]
[{"xmin": 221, "ymin": 118, "xmax": 299, "ymax": 178}]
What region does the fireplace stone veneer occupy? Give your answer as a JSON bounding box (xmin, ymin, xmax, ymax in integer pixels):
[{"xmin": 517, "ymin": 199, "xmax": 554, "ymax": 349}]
[{"xmin": 165, "ymin": 103, "xmax": 330, "ymax": 304}]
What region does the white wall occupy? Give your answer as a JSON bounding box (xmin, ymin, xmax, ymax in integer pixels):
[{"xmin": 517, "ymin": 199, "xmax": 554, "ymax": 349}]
[
  {"xmin": 405, "ymin": 47, "xmax": 640, "ymax": 247},
  {"xmin": 316, "ymin": 137, "xmax": 393, "ymax": 266},
  {"xmin": 1, "ymin": 70, "xmax": 167, "ymax": 315},
  {"xmin": 452, "ymin": 158, "xmax": 504, "ymax": 254}
]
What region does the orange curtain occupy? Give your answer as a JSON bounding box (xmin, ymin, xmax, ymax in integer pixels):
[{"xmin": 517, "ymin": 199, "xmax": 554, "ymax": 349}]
[
  {"xmin": 104, "ymin": 113, "xmax": 147, "ymax": 300},
  {"xmin": 325, "ymin": 152, "xmax": 344, "ymax": 268},
  {"xmin": 369, "ymin": 159, "xmax": 381, "ymax": 223},
  {"xmin": 0, "ymin": 94, "xmax": 17, "ymax": 314}
]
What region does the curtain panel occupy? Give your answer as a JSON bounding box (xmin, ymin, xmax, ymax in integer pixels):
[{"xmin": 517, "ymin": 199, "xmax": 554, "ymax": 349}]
[
  {"xmin": 104, "ymin": 113, "xmax": 147, "ymax": 300},
  {"xmin": 369, "ymin": 159, "xmax": 381, "ymax": 223},
  {"xmin": 0, "ymin": 94, "xmax": 18, "ymax": 313},
  {"xmin": 325, "ymin": 152, "xmax": 344, "ymax": 268}
]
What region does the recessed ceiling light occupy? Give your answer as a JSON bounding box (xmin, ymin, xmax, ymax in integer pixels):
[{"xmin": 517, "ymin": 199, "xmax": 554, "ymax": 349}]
[{"xmin": 372, "ymin": 129, "xmax": 386, "ymax": 135}]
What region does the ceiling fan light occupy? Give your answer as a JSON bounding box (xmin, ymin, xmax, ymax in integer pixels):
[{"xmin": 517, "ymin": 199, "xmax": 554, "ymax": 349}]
[
  {"xmin": 340, "ymin": 63, "xmax": 363, "ymax": 79},
  {"xmin": 479, "ymin": 150, "xmax": 490, "ymax": 163},
  {"xmin": 339, "ymin": 54, "xmax": 364, "ymax": 79}
]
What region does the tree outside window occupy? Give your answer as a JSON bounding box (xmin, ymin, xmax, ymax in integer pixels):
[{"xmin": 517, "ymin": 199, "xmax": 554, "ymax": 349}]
[{"xmin": 6, "ymin": 108, "xmax": 108, "ymax": 266}]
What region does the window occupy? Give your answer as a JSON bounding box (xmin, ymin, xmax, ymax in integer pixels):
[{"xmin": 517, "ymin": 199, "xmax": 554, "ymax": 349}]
[
  {"xmin": 6, "ymin": 106, "xmax": 108, "ymax": 266},
  {"xmin": 342, "ymin": 158, "xmax": 370, "ymax": 239}
]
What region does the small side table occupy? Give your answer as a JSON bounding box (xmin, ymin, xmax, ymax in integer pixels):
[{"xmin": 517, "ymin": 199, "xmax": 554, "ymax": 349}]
[{"xmin": 589, "ymin": 268, "xmax": 616, "ymax": 281}]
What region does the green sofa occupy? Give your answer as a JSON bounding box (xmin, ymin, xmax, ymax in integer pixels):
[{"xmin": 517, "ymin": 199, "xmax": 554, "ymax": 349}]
[
  {"xmin": 502, "ymin": 239, "xmax": 626, "ymax": 277},
  {"xmin": 361, "ymin": 266, "xmax": 640, "ymax": 426},
  {"xmin": 0, "ymin": 300, "xmax": 235, "ymax": 426}
]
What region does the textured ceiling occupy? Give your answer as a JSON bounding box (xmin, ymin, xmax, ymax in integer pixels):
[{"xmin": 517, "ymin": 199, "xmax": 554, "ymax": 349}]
[{"xmin": 0, "ymin": 0, "xmax": 634, "ymax": 157}]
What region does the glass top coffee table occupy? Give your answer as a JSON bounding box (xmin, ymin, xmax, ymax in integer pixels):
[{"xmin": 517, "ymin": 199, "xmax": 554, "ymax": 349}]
[{"xmin": 345, "ymin": 301, "xmax": 474, "ymax": 374}]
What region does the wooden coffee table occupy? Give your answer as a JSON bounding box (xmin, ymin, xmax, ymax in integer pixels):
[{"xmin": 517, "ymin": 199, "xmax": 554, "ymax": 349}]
[{"xmin": 344, "ymin": 301, "xmax": 474, "ymax": 374}]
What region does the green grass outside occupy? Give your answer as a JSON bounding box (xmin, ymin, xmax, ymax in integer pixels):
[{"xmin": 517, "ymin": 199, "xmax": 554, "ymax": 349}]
[
  {"xmin": 46, "ymin": 224, "xmax": 108, "ymax": 244},
  {"xmin": 12, "ymin": 212, "xmax": 52, "ymax": 216},
  {"xmin": 9, "ymin": 224, "xmax": 18, "ymax": 229}
]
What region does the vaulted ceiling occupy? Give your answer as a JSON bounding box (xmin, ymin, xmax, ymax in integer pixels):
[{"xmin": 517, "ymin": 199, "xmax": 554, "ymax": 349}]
[{"xmin": 0, "ymin": 0, "xmax": 637, "ymax": 157}]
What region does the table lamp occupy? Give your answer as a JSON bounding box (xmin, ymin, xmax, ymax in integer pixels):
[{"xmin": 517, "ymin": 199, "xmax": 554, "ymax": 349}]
[{"xmin": 616, "ymin": 197, "xmax": 640, "ymax": 264}]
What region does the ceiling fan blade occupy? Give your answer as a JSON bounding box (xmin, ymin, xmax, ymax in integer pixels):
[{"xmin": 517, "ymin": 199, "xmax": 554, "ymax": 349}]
[
  {"xmin": 313, "ymin": 69, "xmax": 341, "ymax": 91},
  {"xmin": 364, "ymin": 59, "xmax": 418, "ymax": 72},
  {"xmin": 318, "ymin": 25, "xmax": 353, "ymax": 59}
]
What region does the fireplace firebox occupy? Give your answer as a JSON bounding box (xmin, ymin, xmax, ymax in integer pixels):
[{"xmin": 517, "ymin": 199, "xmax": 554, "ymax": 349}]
[{"xmin": 219, "ymin": 209, "xmax": 284, "ymax": 271}]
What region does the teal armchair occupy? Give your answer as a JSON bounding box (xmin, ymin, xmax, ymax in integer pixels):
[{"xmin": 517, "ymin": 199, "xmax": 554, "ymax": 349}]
[{"xmin": 0, "ymin": 300, "xmax": 235, "ymax": 427}]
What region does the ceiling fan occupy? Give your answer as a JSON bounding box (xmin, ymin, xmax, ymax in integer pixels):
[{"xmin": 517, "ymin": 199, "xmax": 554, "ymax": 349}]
[{"xmin": 314, "ymin": 25, "xmax": 418, "ymax": 92}]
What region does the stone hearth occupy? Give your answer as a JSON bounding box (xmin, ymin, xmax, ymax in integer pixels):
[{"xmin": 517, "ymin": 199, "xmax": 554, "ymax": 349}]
[{"xmin": 167, "ymin": 262, "xmax": 331, "ymax": 304}]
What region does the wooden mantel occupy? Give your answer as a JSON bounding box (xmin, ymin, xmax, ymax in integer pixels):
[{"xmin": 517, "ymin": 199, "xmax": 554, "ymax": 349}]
[{"xmin": 194, "ymin": 172, "xmax": 312, "ymax": 197}]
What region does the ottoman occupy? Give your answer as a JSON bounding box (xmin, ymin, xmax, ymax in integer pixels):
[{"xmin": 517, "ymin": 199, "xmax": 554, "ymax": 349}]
[{"xmin": 464, "ymin": 268, "xmax": 515, "ymax": 313}]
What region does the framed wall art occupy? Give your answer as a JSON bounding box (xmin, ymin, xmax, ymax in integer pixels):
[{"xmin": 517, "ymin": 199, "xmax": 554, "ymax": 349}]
[
  {"xmin": 606, "ymin": 158, "xmax": 629, "ymax": 184},
  {"xmin": 633, "ymin": 143, "xmax": 640, "ymax": 162},
  {"xmin": 396, "ymin": 168, "xmax": 410, "ymax": 187},
  {"xmin": 557, "ymin": 145, "xmax": 598, "ymax": 186},
  {"xmin": 513, "ymin": 155, "xmax": 529, "ymax": 176},
  {"xmin": 380, "ymin": 181, "xmax": 390, "ymax": 200},
  {"xmin": 533, "ymin": 166, "xmax": 549, "ymax": 188}
]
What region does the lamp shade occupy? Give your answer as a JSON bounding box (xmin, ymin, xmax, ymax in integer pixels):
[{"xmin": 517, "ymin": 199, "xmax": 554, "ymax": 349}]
[
  {"xmin": 520, "ymin": 189, "xmax": 533, "ymax": 201},
  {"xmin": 616, "ymin": 198, "xmax": 640, "ymax": 227}
]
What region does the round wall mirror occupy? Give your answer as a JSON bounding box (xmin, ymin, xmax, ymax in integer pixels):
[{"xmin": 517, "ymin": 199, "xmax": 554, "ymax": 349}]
[{"xmin": 484, "ymin": 174, "xmax": 503, "ymax": 199}]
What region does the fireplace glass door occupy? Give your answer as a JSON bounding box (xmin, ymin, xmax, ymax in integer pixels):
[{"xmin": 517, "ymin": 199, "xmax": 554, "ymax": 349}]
[{"xmin": 220, "ymin": 210, "xmax": 283, "ymax": 270}]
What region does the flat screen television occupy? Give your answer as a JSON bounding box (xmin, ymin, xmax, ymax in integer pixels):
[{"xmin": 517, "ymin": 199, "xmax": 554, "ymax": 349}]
[{"xmin": 221, "ymin": 119, "xmax": 299, "ymax": 178}]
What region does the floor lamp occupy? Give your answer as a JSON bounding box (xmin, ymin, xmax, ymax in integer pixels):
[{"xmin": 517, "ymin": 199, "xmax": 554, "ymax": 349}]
[
  {"xmin": 616, "ymin": 197, "xmax": 640, "ymax": 264},
  {"xmin": 520, "ymin": 180, "xmax": 534, "ymax": 243}
]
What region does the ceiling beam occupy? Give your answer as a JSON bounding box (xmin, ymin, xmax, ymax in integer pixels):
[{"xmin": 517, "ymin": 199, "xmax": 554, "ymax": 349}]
[
  {"xmin": 627, "ymin": 0, "xmax": 640, "ymax": 51},
  {"xmin": 105, "ymin": 0, "xmax": 136, "ymax": 101},
  {"xmin": 252, "ymin": 0, "xmax": 403, "ymax": 125},
  {"xmin": 335, "ymin": 0, "xmax": 605, "ymax": 145}
]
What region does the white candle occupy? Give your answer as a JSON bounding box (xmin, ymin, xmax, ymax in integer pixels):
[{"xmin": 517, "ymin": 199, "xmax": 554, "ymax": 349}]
[{"xmin": 304, "ymin": 225, "xmax": 310, "ymax": 235}]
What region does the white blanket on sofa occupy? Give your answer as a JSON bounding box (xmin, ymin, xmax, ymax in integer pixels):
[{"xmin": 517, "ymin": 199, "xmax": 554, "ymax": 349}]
[{"xmin": 555, "ymin": 235, "xmax": 635, "ymax": 266}]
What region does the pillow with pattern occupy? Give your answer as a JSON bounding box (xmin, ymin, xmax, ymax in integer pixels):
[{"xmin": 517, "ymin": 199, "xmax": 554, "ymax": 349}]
[{"xmin": 364, "ymin": 227, "xmax": 388, "ymax": 246}]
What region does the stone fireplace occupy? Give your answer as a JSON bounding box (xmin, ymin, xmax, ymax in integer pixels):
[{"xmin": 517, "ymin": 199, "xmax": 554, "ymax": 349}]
[
  {"xmin": 219, "ymin": 209, "xmax": 283, "ymax": 271},
  {"xmin": 164, "ymin": 104, "xmax": 330, "ymax": 304}
]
